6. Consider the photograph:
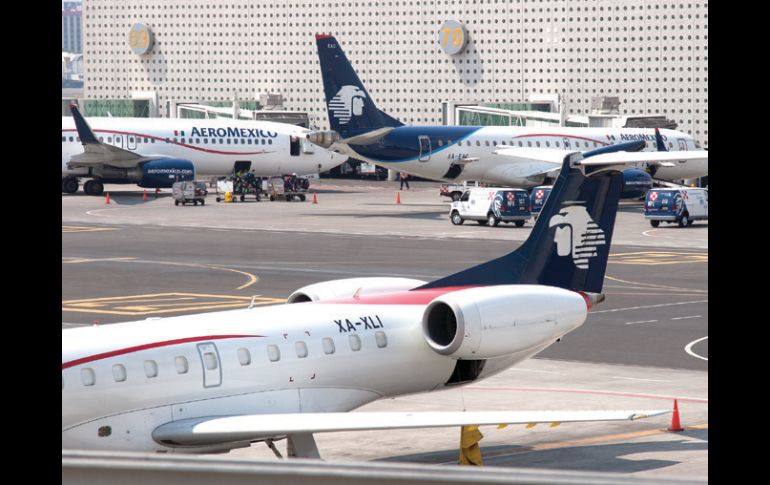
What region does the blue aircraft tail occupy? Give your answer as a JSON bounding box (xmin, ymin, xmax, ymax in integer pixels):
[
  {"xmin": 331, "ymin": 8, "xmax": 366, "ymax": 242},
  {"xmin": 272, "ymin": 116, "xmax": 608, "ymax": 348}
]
[
  {"xmin": 419, "ymin": 154, "xmax": 624, "ymax": 294},
  {"xmin": 316, "ymin": 34, "xmax": 403, "ymax": 137}
]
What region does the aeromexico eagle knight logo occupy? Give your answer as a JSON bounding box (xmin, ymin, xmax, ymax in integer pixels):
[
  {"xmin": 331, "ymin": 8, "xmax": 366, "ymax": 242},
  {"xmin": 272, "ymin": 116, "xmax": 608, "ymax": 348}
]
[
  {"xmin": 549, "ymin": 204, "xmax": 606, "ymax": 269},
  {"xmin": 329, "ymin": 85, "xmax": 367, "ymax": 124}
]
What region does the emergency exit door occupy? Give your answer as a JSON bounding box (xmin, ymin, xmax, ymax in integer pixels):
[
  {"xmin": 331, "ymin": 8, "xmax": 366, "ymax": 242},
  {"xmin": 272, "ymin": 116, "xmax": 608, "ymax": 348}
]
[
  {"xmin": 418, "ymin": 136, "xmax": 431, "ymax": 162},
  {"xmin": 197, "ymin": 342, "xmax": 222, "ymax": 388}
]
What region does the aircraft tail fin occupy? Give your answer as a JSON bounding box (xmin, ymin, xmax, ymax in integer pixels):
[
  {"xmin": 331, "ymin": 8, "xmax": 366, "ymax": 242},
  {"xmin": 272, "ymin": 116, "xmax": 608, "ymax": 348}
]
[
  {"xmin": 654, "ymin": 128, "xmax": 668, "ymax": 152},
  {"xmin": 315, "ymin": 34, "xmax": 403, "ymax": 137},
  {"xmin": 419, "ymin": 154, "xmax": 625, "ymax": 294}
]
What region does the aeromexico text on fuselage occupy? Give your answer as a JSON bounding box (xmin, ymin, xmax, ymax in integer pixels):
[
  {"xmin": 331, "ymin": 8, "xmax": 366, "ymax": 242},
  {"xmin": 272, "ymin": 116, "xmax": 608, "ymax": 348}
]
[
  {"xmin": 345, "ymin": 126, "xmax": 691, "ymax": 163},
  {"xmin": 189, "ymin": 127, "xmax": 278, "ymax": 139}
]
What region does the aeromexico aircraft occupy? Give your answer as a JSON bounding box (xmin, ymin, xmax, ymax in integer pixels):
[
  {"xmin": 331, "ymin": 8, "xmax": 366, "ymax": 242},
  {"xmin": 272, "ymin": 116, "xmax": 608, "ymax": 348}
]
[
  {"xmin": 311, "ymin": 34, "xmax": 708, "ymax": 195},
  {"xmin": 62, "ymin": 153, "xmax": 667, "ymax": 458},
  {"xmin": 61, "ymin": 105, "xmax": 347, "ymax": 195}
]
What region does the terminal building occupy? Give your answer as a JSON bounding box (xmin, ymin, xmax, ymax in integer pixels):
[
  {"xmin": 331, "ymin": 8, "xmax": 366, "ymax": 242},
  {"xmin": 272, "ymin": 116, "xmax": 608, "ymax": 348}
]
[{"xmin": 80, "ymin": 0, "xmax": 708, "ymax": 148}]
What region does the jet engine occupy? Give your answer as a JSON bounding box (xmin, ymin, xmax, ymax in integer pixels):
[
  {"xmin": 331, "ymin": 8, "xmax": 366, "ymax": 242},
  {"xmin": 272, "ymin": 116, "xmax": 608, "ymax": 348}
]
[
  {"xmin": 135, "ymin": 159, "xmax": 195, "ymax": 188},
  {"xmin": 621, "ymin": 168, "xmax": 653, "ymax": 199},
  {"xmin": 422, "ymin": 285, "xmax": 587, "ymax": 359},
  {"xmin": 287, "ymin": 277, "xmax": 427, "ymax": 303},
  {"xmin": 306, "ymin": 130, "xmax": 340, "ymax": 148}
]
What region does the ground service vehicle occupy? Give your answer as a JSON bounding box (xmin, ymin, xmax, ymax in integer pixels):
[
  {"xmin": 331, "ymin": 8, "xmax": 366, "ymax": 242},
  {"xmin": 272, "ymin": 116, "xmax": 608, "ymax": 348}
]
[
  {"xmin": 530, "ymin": 185, "xmax": 553, "ymax": 220},
  {"xmin": 645, "ymin": 187, "xmax": 708, "ymax": 227},
  {"xmin": 450, "ymin": 188, "xmax": 531, "ymax": 227},
  {"xmin": 440, "ymin": 181, "xmax": 480, "ymax": 201},
  {"xmin": 172, "ymin": 181, "xmax": 207, "ymax": 206}
]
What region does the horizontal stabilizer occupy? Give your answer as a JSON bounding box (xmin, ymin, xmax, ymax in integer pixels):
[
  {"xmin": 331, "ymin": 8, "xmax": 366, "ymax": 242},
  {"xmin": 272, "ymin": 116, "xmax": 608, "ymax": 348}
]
[{"xmin": 153, "ymin": 410, "xmax": 668, "ymax": 447}]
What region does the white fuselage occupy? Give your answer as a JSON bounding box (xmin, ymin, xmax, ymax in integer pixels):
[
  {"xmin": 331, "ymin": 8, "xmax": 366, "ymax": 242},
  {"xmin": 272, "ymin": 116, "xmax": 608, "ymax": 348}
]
[
  {"xmin": 348, "ymin": 127, "xmax": 707, "ymax": 185},
  {"xmin": 61, "ymin": 117, "xmax": 346, "ymax": 178},
  {"xmin": 62, "ymin": 291, "xmax": 584, "ymax": 452}
]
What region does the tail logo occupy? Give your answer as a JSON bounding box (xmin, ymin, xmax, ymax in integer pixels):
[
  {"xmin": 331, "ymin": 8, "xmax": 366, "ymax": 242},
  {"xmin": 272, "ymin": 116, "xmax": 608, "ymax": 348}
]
[
  {"xmin": 549, "ymin": 204, "xmax": 606, "ymax": 269},
  {"xmin": 329, "ymin": 85, "xmax": 367, "ymax": 125}
]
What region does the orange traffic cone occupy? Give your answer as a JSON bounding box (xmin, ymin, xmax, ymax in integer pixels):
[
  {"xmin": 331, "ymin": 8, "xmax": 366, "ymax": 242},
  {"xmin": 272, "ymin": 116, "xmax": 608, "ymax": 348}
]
[
  {"xmin": 143, "ymin": 190, "xmax": 148, "ymax": 201},
  {"xmin": 396, "ymin": 191, "xmax": 401, "ymax": 204},
  {"xmin": 667, "ymin": 399, "xmax": 684, "ymax": 432},
  {"xmin": 313, "ymin": 192, "xmax": 318, "ymax": 204},
  {"xmin": 105, "ymin": 192, "xmax": 110, "ymax": 204}
]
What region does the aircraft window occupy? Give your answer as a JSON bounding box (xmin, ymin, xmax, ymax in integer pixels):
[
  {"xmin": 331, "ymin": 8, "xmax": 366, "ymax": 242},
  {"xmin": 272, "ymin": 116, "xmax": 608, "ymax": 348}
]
[
  {"xmin": 492, "ymin": 141, "xmax": 497, "ymax": 146},
  {"xmin": 485, "ymin": 141, "xmax": 490, "ymax": 147},
  {"xmin": 151, "ymin": 139, "xmax": 155, "ymax": 143},
  {"xmin": 196, "ymin": 138, "xmax": 200, "ymax": 144},
  {"xmin": 536, "ymin": 141, "xmax": 541, "ymax": 147},
  {"xmin": 527, "ymin": 141, "xmax": 533, "ymax": 147},
  {"xmin": 211, "ymin": 139, "xmax": 217, "ymax": 144},
  {"xmin": 144, "ymin": 360, "xmax": 159, "ymax": 378},
  {"xmin": 375, "ymin": 331, "xmax": 387, "ymax": 348},
  {"xmin": 99, "ymin": 137, "xmax": 104, "ymax": 142},
  {"xmin": 545, "ymin": 141, "xmax": 550, "ymax": 147},
  {"xmin": 145, "ymin": 138, "xmax": 149, "ymax": 143},
  {"xmin": 219, "ymin": 139, "xmax": 224, "ymax": 144},
  {"xmin": 203, "ymin": 139, "xmax": 208, "ymax": 144},
  {"xmin": 267, "ymin": 344, "xmax": 280, "ymax": 362},
  {"xmin": 238, "ymin": 348, "xmax": 251, "ymax": 366},
  {"xmin": 437, "ymin": 139, "xmax": 444, "ymax": 147},
  {"xmin": 76, "ymin": 137, "xmax": 80, "ymax": 142},
  {"xmin": 203, "ymin": 352, "xmax": 218, "ymax": 370},
  {"xmin": 129, "ymin": 137, "xmax": 134, "ymax": 143},
  {"xmin": 226, "ymin": 139, "xmax": 231, "ymax": 144},
  {"xmin": 173, "ymin": 138, "xmax": 178, "ymax": 143},
  {"xmin": 322, "ymin": 337, "xmax": 335, "ymax": 355},
  {"xmin": 234, "ymin": 139, "xmax": 239, "ymax": 144},
  {"xmin": 295, "ymin": 341, "xmax": 308, "ymax": 358},
  {"xmin": 175, "ymin": 356, "xmax": 189, "ymax": 374},
  {"xmin": 165, "ymin": 138, "xmax": 170, "ymax": 144},
  {"xmin": 475, "ymin": 140, "xmax": 480, "ymax": 146},
  {"xmin": 268, "ymin": 140, "xmax": 272, "ymax": 145},
  {"xmin": 594, "ymin": 142, "xmax": 599, "ymax": 147},
  {"xmin": 465, "ymin": 141, "xmax": 470, "ymax": 146},
  {"xmin": 349, "ymin": 334, "xmax": 362, "ymax": 351},
  {"xmin": 112, "ymin": 364, "xmax": 127, "ymax": 382},
  {"xmin": 62, "ymin": 136, "xmax": 66, "ymax": 142},
  {"xmin": 137, "ymin": 138, "xmax": 141, "ymax": 144},
  {"xmin": 108, "ymin": 137, "xmax": 113, "ymax": 143},
  {"xmin": 261, "ymin": 139, "xmax": 266, "ymax": 145},
  {"xmin": 555, "ymin": 141, "xmax": 560, "ymax": 147},
  {"xmin": 584, "ymin": 142, "xmax": 589, "ymax": 148},
  {"xmin": 181, "ymin": 138, "xmax": 185, "ymax": 144},
  {"xmin": 69, "ymin": 137, "xmax": 73, "ymax": 142},
  {"xmin": 248, "ymin": 139, "xmax": 252, "ymax": 145},
  {"xmin": 81, "ymin": 368, "xmax": 95, "ymax": 386}
]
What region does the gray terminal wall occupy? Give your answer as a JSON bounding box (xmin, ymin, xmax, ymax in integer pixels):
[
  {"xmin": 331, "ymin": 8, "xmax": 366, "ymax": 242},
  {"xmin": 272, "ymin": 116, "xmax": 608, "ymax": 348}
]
[{"xmin": 83, "ymin": 0, "xmax": 707, "ymax": 147}]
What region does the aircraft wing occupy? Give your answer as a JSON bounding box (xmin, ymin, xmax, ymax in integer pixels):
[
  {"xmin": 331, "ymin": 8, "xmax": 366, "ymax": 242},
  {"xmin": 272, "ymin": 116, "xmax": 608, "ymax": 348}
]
[
  {"xmin": 577, "ymin": 150, "xmax": 709, "ymax": 167},
  {"xmin": 67, "ymin": 104, "xmax": 157, "ymax": 169},
  {"xmin": 152, "ymin": 410, "xmax": 668, "ymax": 447}
]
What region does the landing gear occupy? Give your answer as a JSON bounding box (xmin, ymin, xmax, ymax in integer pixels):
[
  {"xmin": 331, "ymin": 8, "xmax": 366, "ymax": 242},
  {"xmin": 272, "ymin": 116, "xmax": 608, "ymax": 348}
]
[
  {"xmin": 83, "ymin": 179, "xmax": 104, "ymax": 196},
  {"xmin": 62, "ymin": 178, "xmax": 79, "ymax": 194}
]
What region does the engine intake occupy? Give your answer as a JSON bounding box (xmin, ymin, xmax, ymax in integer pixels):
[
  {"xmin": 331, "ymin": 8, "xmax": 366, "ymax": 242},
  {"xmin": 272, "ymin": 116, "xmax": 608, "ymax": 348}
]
[
  {"xmin": 306, "ymin": 130, "xmax": 340, "ymax": 148},
  {"xmin": 422, "ymin": 285, "xmax": 587, "ymax": 359},
  {"xmin": 136, "ymin": 159, "xmax": 195, "ymax": 188}
]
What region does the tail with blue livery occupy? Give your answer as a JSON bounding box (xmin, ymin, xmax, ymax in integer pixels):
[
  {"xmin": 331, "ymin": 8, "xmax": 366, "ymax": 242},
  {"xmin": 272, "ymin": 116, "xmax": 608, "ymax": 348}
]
[
  {"xmin": 419, "ymin": 153, "xmax": 624, "ymax": 294},
  {"xmin": 316, "ymin": 34, "xmax": 403, "ymax": 137}
]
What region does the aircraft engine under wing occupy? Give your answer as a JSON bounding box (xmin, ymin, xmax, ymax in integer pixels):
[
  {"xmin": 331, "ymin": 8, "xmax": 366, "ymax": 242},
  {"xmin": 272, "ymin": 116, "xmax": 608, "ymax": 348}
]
[{"xmin": 153, "ymin": 410, "xmax": 668, "ymax": 447}]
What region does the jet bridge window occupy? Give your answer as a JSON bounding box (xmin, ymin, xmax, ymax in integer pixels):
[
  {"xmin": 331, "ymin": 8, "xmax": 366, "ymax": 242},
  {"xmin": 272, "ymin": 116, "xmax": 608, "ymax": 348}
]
[
  {"xmin": 238, "ymin": 348, "xmax": 251, "ymax": 366},
  {"xmin": 349, "ymin": 334, "xmax": 362, "ymax": 352},
  {"xmin": 267, "ymin": 344, "xmax": 281, "ymax": 362},
  {"xmin": 81, "ymin": 368, "xmax": 95, "ymax": 386},
  {"xmin": 322, "ymin": 337, "xmax": 335, "ymax": 355},
  {"xmin": 295, "ymin": 341, "xmax": 308, "ymax": 358},
  {"xmin": 112, "ymin": 364, "xmax": 127, "ymax": 382}
]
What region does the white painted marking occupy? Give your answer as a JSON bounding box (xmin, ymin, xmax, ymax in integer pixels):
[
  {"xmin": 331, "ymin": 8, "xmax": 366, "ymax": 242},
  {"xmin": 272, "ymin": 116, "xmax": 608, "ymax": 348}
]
[
  {"xmin": 685, "ymin": 336, "xmax": 708, "ymax": 361},
  {"xmin": 624, "ymin": 320, "xmax": 658, "ymax": 325},
  {"xmin": 592, "ymin": 300, "xmax": 708, "ymax": 314},
  {"xmin": 610, "ymin": 376, "xmax": 670, "ymax": 382},
  {"xmin": 672, "ymin": 315, "xmax": 702, "ymax": 320}
]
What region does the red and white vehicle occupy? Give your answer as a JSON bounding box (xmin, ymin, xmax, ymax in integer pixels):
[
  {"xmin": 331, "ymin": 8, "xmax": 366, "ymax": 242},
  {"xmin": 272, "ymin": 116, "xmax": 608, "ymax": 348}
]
[{"xmin": 62, "ymin": 153, "xmax": 667, "ymax": 458}]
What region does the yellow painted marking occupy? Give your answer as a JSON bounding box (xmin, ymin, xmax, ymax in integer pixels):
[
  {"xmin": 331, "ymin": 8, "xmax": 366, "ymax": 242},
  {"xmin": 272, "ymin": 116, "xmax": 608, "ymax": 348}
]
[
  {"xmin": 609, "ymin": 251, "xmax": 708, "ymax": 266},
  {"xmin": 62, "ymin": 226, "xmax": 119, "ymax": 233},
  {"xmin": 549, "ymin": 422, "xmax": 561, "ymax": 428},
  {"xmin": 525, "ymin": 423, "xmax": 537, "ymax": 429},
  {"xmin": 496, "ymin": 424, "xmax": 508, "ymax": 430},
  {"xmin": 62, "ymin": 293, "xmax": 285, "ymax": 316}
]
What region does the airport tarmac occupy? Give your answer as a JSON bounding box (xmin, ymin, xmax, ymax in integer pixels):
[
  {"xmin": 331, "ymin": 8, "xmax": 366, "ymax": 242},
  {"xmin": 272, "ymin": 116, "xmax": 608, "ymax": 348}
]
[{"xmin": 62, "ymin": 179, "xmax": 708, "ymax": 479}]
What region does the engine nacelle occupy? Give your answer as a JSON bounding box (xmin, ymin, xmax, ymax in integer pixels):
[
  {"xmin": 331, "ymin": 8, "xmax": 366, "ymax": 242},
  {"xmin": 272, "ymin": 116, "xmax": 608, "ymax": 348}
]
[
  {"xmin": 134, "ymin": 159, "xmax": 195, "ymax": 188},
  {"xmin": 422, "ymin": 285, "xmax": 587, "ymax": 359},
  {"xmin": 287, "ymin": 277, "xmax": 427, "ymax": 303},
  {"xmin": 306, "ymin": 130, "xmax": 340, "ymax": 148},
  {"xmin": 621, "ymin": 168, "xmax": 653, "ymax": 199}
]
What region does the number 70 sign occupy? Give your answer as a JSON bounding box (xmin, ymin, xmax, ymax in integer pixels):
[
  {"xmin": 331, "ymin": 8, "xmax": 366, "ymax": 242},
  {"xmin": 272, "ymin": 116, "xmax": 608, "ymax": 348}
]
[{"xmin": 438, "ymin": 20, "xmax": 468, "ymax": 55}]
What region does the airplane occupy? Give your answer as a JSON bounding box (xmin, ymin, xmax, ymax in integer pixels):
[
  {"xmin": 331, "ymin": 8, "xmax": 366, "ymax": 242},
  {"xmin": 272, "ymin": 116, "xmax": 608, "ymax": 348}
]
[
  {"xmin": 309, "ymin": 34, "xmax": 708, "ymax": 196},
  {"xmin": 62, "ymin": 105, "xmax": 348, "ymax": 195},
  {"xmin": 62, "ymin": 151, "xmax": 668, "ymax": 458}
]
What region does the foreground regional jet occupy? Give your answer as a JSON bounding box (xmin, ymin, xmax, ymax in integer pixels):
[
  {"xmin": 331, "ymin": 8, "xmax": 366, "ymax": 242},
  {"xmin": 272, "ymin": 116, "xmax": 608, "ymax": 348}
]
[
  {"xmin": 62, "ymin": 105, "xmax": 347, "ymax": 195},
  {"xmin": 311, "ymin": 34, "xmax": 708, "ymax": 190},
  {"xmin": 62, "ymin": 152, "xmax": 667, "ymax": 458}
]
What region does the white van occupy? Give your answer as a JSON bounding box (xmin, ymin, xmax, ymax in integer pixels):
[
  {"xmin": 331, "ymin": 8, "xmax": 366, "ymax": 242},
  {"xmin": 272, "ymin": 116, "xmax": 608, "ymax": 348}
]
[
  {"xmin": 645, "ymin": 187, "xmax": 708, "ymax": 227},
  {"xmin": 450, "ymin": 188, "xmax": 531, "ymax": 227}
]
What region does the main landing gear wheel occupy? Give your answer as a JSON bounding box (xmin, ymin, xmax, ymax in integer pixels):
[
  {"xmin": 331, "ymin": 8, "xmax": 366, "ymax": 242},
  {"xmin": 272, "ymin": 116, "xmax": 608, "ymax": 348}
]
[
  {"xmin": 62, "ymin": 178, "xmax": 79, "ymax": 194},
  {"xmin": 83, "ymin": 180, "xmax": 104, "ymax": 196}
]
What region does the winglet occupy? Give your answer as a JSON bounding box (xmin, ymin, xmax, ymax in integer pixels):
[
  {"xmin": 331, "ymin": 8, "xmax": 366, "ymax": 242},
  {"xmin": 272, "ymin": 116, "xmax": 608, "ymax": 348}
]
[{"xmin": 70, "ymin": 104, "xmax": 99, "ymax": 145}]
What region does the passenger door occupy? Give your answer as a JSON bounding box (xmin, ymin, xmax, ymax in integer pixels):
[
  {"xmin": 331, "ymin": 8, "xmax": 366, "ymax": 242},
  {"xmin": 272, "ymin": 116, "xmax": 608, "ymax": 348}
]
[
  {"xmin": 418, "ymin": 136, "xmax": 431, "ymax": 162},
  {"xmin": 196, "ymin": 342, "xmax": 222, "ymax": 388}
]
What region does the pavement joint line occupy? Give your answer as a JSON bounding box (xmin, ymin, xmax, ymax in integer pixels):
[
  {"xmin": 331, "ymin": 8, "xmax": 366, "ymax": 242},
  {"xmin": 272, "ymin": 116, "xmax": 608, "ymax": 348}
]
[
  {"xmin": 436, "ymin": 423, "xmax": 709, "ymax": 465},
  {"xmin": 624, "ymin": 320, "xmax": 659, "ymax": 325},
  {"xmin": 672, "ymin": 315, "xmax": 701, "ymax": 320},
  {"xmin": 591, "ymin": 300, "xmax": 708, "ymax": 314},
  {"xmin": 463, "ymin": 386, "xmax": 708, "ymax": 404}
]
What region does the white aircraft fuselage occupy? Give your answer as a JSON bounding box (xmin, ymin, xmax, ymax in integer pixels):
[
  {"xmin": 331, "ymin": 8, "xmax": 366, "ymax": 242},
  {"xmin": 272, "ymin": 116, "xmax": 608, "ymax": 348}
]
[{"xmin": 61, "ymin": 116, "xmax": 346, "ymax": 179}]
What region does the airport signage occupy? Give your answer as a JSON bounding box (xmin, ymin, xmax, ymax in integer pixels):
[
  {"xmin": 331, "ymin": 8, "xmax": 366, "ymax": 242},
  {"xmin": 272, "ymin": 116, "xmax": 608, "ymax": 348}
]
[
  {"xmin": 129, "ymin": 23, "xmax": 154, "ymax": 55},
  {"xmin": 438, "ymin": 20, "xmax": 467, "ymax": 56}
]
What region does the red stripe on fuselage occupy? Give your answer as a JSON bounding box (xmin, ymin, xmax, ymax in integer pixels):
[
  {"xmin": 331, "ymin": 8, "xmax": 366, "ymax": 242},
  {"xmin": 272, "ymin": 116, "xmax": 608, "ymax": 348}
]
[
  {"xmin": 61, "ymin": 129, "xmax": 276, "ymax": 156},
  {"xmin": 62, "ymin": 334, "xmax": 263, "ymax": 369},
  {"xmin": 319, "ymin": 286, "xmax": 477, "ymax": 305}
]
